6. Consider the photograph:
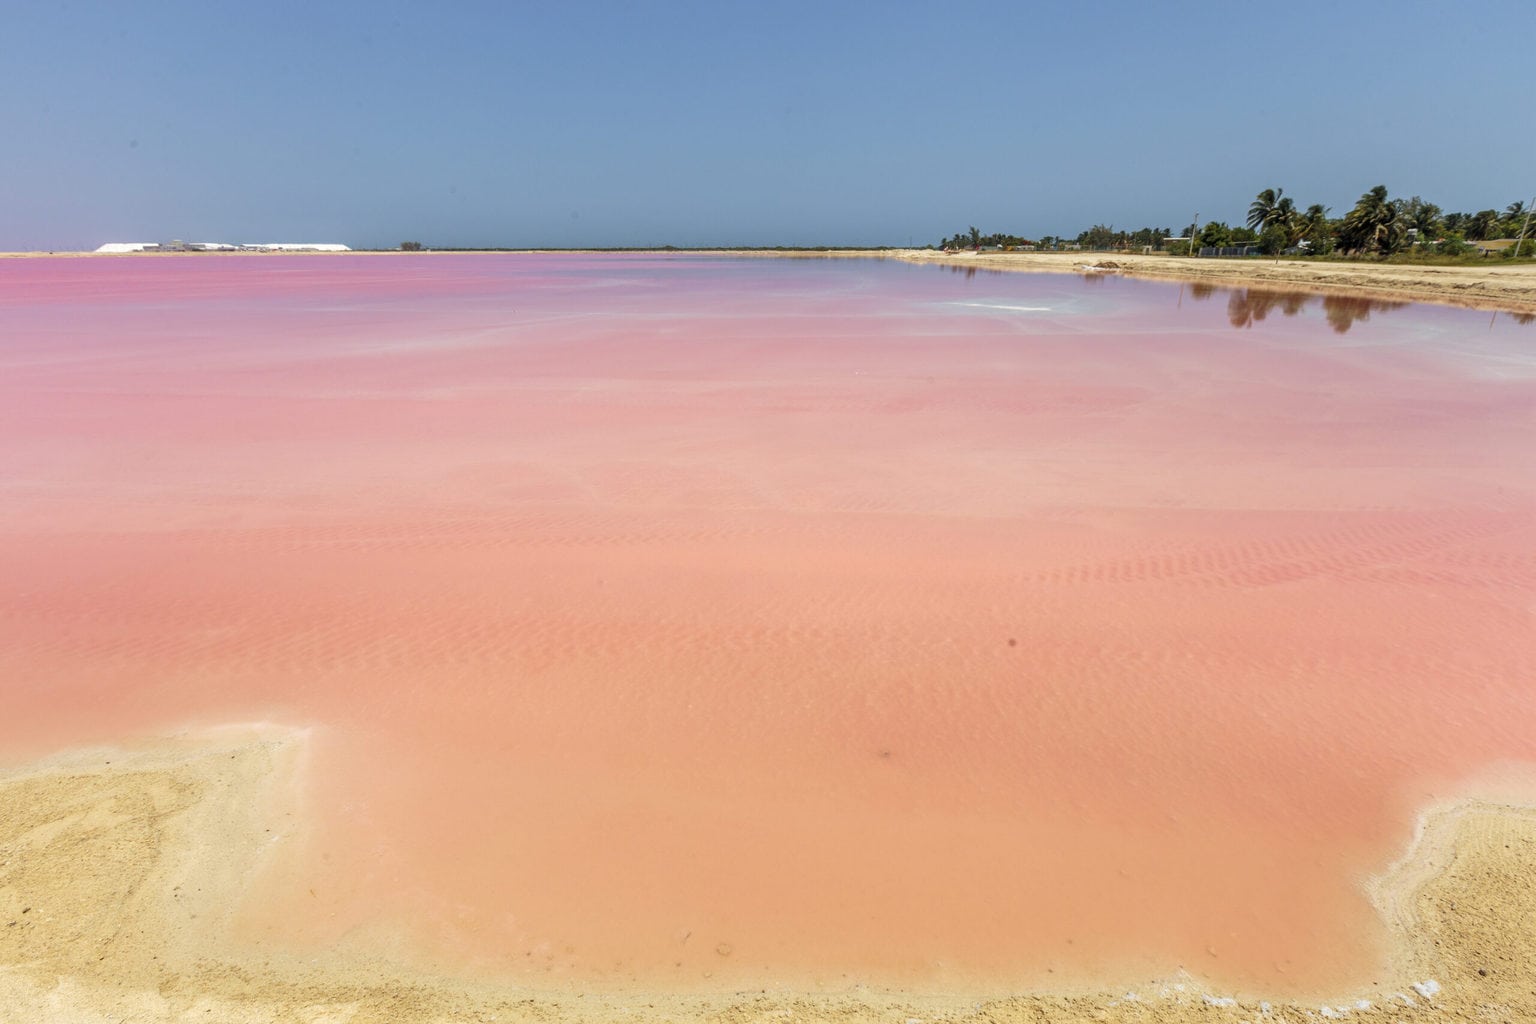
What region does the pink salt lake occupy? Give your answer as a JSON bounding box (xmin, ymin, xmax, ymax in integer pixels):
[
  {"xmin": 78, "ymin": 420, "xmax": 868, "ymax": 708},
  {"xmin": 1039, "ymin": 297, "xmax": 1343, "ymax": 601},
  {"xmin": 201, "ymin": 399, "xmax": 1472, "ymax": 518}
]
[{"xmin": 2, "ymin": 254, "xmax": 1533, "ymax": 996}]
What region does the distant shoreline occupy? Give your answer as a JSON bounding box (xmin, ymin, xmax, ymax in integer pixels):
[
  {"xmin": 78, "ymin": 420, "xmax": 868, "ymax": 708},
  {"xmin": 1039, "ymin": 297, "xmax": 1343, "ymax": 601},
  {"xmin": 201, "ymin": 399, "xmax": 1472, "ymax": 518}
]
[
  {"xmin": 6, "ymin": 246, "xmax": 1535, "ymax": 315},
  {"xmin": 876, "ymin": 248, "xmax": 1536, "ymax": 317}
]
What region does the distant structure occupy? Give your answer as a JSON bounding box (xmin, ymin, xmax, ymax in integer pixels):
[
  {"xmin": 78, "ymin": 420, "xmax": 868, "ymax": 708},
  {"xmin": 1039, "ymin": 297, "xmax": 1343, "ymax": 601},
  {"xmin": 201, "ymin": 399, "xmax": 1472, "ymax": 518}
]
[
  {"xmin": 242, "ymin": 243, "xmax": 351, "ymax": 252},
  {"xmin": 93, "ymin": 240, "xmax": 350, "ymax": 254}
]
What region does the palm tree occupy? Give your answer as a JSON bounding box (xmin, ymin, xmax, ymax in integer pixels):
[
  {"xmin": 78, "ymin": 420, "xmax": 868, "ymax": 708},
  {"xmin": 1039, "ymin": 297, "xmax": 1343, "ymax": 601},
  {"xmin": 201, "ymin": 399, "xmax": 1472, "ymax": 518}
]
[
  {"xmin": 1501, "ymin": 201, "xmax": 1527, "ymax": 238},
  {"xmin": 1274, "ymin": 196, "xmax": 1298, "ymax": 245},
  {"xmin": 1339, "ymin": 185, "xmax": 1403, "ymax": 255},
  {"xmin": 1298, "ymin": 203, "xmax": 1331, "ymax": 251},
  {"xmin": 1248, "ymin": 188, "xmax": 1290, "ymax": 232},
  {"xmin": 1467, "ymin": 210, "xmax": 1499, "ymax": 241},
  {"xmin": 1378, "ymin": 213, "xmax": 1408, "ymax": 254},
  {"xmin": 1408, "ymin": 201, "xmax": 1442, "ymax": 238}
]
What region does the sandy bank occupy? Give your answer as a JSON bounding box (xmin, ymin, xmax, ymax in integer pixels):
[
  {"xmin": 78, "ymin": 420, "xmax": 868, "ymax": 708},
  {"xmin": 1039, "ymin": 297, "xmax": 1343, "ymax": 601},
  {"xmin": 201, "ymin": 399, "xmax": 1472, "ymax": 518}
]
[
  {"xmin": 874, "ymin": 249, "xmax": 1536, "ymax": 316},
  {"xmin": 2, "ymin": 730, "xmax": 1532, "ymax": 1023}
]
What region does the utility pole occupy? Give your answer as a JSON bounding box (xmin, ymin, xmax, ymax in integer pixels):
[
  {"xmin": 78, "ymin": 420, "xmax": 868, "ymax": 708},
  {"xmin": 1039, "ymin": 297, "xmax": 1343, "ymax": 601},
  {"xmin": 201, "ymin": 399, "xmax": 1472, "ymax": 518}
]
[
  {"xmin": 1190, "ymin": 213, "xmax": 1199, "ymax": 258},
  {"xmin": 1515, "ymin": 194, "xmax": 1535, "ymax": 259}
]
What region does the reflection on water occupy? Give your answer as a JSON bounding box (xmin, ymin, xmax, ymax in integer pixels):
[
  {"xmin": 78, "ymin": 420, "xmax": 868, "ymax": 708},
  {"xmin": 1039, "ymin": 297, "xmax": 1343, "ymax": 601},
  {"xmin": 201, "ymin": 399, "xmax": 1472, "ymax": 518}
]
[
  {"xmin": 1185, "ymin": 284, "xmax": 1409, "ymax": 334},
  {"xmin": 940, "ymin": 264, "xmax": 1008, "ymax": 279},
  {"xmin": 1224, "ymin": 289, "xmax": 1312, "ymax": 328},
  {"xmin": 1188, "ymin": 282, "xmax": 1535, "ymax": 334},
  {"xmin": 1319, "ymin": 294, "xmax": 1410, "ymax": 334},
  {"xmin": 931, "ymin": 264, "xmax": 1534, "ymax": 332}
]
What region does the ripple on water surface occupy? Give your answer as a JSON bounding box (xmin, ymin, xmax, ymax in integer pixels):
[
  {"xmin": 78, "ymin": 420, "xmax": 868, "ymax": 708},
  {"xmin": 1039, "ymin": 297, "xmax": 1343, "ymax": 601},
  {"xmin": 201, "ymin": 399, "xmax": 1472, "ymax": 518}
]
[{"xmin": 1, "ymin": 254, "xmax": 1534, "ymax": 996}]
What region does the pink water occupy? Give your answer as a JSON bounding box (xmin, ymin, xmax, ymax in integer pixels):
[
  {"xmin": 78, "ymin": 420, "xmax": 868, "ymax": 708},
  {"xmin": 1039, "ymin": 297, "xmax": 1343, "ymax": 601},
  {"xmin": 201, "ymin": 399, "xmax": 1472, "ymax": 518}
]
[{"xmin": 2, "ymin": 254, "xmax": 1534, "ymax": 995}]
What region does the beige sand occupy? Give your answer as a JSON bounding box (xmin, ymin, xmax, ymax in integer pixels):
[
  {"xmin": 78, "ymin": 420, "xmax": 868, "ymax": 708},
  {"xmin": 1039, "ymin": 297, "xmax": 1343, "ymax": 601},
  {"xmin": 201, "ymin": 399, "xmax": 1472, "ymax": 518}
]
[
  {"xmin": 2, "ymin": 728, "xmax": 1531, "ymax": 1023},
  {"xmin": 879, "ymin": 249, "xmax": 1536, "ymax": 316}
]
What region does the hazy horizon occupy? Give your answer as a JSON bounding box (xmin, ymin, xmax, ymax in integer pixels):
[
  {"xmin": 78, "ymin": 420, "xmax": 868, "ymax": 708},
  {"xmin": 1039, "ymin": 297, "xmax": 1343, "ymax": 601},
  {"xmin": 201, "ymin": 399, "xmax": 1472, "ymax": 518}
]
[{"xmin": 8, "ymin": 1, "xmax": 1533, "ymax": 252}]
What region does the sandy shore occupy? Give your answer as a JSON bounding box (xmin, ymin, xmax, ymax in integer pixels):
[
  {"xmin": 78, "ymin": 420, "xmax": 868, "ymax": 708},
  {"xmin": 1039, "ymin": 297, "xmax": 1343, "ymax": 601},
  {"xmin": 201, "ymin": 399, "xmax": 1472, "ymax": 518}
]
[
  {"xmin": 2, "ymin": 729, "xmax": 1532, "ymax": 1023},
  {"xmin": 875, "ymin": 249, "xmax": 1536, "ymax": 316}
]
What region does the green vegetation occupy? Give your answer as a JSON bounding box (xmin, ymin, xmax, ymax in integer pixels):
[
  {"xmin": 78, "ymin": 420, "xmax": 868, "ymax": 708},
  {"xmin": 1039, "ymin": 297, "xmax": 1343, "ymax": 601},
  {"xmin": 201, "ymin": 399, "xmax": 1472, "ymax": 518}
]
[
  {"xmin": 939, "ymin": 225, "xmax": 1172, "ymax": 252},
  {"xmin": 943, "ymin": 185, "xmax": 1535, "ymax": 263}
]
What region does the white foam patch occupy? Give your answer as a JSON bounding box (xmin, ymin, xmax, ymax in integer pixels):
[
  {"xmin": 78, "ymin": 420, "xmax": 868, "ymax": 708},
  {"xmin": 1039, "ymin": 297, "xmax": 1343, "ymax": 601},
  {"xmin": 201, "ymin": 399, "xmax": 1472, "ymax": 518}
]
[
  {"xmin": 951, "ymin": 302, "xmax": 1053, "ymax": 312},
  {"xmin": 1412, "ymin": 978, "xmax": 1441, "ymax": 998},
  {"xmin": 1202, "ymin": 994, "xmax": 1236, "ymax": 1006}
]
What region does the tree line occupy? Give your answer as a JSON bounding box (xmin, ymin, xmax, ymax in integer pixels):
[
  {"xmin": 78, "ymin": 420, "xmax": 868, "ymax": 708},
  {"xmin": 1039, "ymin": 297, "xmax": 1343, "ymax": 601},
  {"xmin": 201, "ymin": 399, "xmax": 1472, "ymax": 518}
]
[
  {"xmin": 940, "ymin": 185, "xmax": 1534, "ymax": 258},
  {"xmin": 1239, "ymin": 186, "xmax": 1531, "ymax": 257}
]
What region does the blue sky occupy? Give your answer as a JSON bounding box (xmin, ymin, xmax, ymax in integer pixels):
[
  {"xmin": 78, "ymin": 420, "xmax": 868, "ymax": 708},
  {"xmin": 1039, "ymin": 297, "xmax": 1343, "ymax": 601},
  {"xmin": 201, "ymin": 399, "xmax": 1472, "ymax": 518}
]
[{"xmin": 7, "ymin": 1, "xmax": 1533, "ymax": 250}]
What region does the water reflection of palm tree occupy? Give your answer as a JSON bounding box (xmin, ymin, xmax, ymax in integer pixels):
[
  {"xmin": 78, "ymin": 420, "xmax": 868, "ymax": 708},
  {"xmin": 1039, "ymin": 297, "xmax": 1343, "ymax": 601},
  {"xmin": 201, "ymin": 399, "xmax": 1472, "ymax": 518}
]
[
  {"xmin": 942, "ymin": 264, "xmax": 1003, "ymax": 279},
  {"xmin": 1225, "ymin": 289, "xmax": 1313, "ymax": 328},
  {"xmin": 1322, "ymin": 295, "xmax": 1407, "ymax": 334},
  {"xmin": 1188, "ymin": 282, "xmax": 1410, "ymax": 334}
]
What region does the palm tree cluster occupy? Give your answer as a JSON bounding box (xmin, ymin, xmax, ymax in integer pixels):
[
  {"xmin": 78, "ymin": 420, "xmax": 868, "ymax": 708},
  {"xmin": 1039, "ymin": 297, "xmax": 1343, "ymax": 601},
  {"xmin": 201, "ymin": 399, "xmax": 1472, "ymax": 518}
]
[
  {"xmin": 938, "ymin": 225, "xmax": 1172, "ymax": 251},
  {"xmin": 1336, "ymin": 185, "xmax": 1406, "ymax": 255},
  {"xmin": 938, "ymin": 226, "xmax": 1036, "ymax": 250},
  {"xmin": 941, "ymin": 188, "xmax": 1531, "ymax": 259},
  {"xmin": 1243, "ymin": 188, "xmax": 1338, "ymax": 254},
  {"xmin": 1077, "ymin": 225, "xmax": 1172, "ymax": 250},
  {"xmin": 1251, "ymin": 185, "xmax": 1532, "ymax": 257}
]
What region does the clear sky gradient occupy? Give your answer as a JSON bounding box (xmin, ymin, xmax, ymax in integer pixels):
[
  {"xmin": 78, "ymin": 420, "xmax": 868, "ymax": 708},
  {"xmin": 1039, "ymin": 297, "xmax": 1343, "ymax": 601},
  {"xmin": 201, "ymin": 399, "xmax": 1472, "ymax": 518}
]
[{"xmin": 7, "ymin": 1, "xmax": 1533, "ymax": 250}]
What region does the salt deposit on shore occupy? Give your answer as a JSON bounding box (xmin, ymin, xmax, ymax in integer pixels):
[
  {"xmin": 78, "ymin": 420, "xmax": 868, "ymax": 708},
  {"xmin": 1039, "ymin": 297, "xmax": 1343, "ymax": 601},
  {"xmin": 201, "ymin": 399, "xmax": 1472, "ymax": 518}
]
[{"xmin": 3, "ymin": 730, "xmax": 1533, "ymax": 1023}]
